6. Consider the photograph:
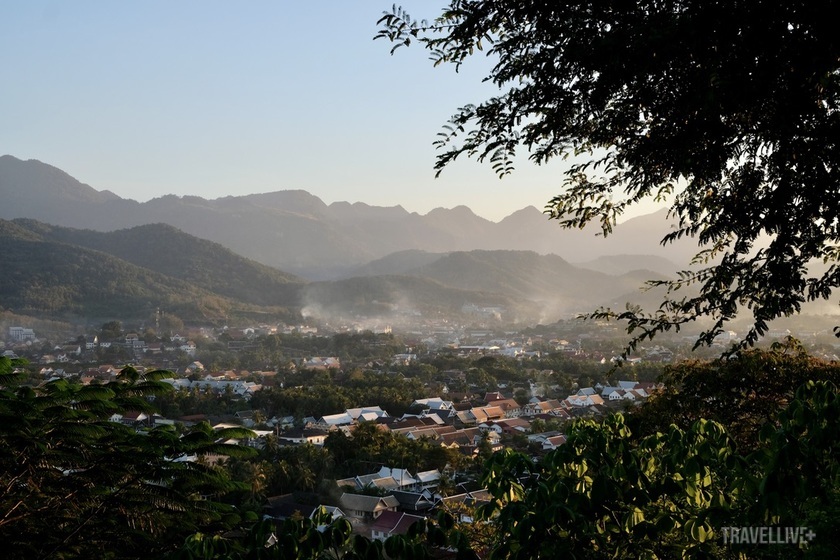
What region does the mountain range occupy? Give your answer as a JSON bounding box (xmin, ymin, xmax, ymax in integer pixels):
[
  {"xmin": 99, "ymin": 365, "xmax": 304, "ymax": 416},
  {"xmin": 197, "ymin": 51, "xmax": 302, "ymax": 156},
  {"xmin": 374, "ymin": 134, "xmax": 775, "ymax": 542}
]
[
  {"xmin": 0, "ymin": 216, "xmax": 671, "ymax": 326},
  {"xmin": 0, "ymin": 155, "xmax": 697, "ymax": 279},
  {"xmin": 0, "ymin": 155, "xmax": 703, "ymax": 326}
]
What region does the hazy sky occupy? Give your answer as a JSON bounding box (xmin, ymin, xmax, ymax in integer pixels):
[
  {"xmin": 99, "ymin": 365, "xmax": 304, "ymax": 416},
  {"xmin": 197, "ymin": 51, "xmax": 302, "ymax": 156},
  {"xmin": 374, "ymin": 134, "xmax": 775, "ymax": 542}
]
[{"xmin": 1, "ymin": 1, "xmax": 652, "ymax": 222}]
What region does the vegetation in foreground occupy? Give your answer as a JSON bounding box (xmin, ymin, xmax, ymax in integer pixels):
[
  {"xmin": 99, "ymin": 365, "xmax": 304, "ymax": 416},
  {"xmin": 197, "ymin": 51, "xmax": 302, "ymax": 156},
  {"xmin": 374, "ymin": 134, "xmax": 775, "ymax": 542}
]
[{"xmin": 1, "ymin": 339, "xmax": 838, "ymax": 559}]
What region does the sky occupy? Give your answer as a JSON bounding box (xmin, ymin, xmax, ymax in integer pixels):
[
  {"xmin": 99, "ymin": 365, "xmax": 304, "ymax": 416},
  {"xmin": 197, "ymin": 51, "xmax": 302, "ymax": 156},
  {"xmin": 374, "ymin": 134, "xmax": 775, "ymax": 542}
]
[{"xmin": 0, "ymin": 1, "xmax": 655, "ymax": 222}]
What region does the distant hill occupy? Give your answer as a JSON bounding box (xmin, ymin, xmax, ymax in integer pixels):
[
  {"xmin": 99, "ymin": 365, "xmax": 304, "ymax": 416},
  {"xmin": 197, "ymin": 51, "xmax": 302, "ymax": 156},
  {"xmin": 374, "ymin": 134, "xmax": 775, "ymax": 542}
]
[
  {"xmin": 11, "ymin": 219, "xmax": 304, "ymax": 307},
  {"xmin": 0, "ymin": 155, "xmax": 699, "ymax": 279},
  {"xmin": 345, "ymin": 250, "xmax": 447, "ymax": 278},
  {"xmin": 298, "ymin": 275, "xmax": 538, "ymax": 324},
  {"xmin": 1, "ymin": 217, "xmax": 679, "ymax": 326},
  {"xmin": 574, "ymin": 254, "xmax": 680, "ymax": 278},
  {"xmin": 0, "ymin": 221, "xmax": 250, "ymax": 324},
  {"xmin": 404, "ymin": 250, "xmax": 659, "ymax": 319},
  {"xmin": 312, "ymin": 249, "xmax": 666, "ymax": 325}
]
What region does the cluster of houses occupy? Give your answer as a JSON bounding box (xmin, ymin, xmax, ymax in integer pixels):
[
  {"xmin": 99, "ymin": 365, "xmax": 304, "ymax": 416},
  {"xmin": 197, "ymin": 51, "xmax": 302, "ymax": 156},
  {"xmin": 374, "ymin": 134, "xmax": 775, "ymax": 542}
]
[
  {"xmin": 22, "ymin": 332, "xmax": 199, "ymax": 363},
  {"xmin": 255, "ymin": 382, "xmax": 658, "ymax": 540},
  {"xmin": 163, "ymin": 373, "xmax": 264, "ymax": 399},
  {"xmin": 265, "ymin": 465, "xmax": 491, "ymax": 542},
  {"xmin": 253, "ymin": 380, "xmax": 658, "ymax": 458},
  {"xmin": 35, "ymin": 362, "xmax": 269, "ymax": 400}
]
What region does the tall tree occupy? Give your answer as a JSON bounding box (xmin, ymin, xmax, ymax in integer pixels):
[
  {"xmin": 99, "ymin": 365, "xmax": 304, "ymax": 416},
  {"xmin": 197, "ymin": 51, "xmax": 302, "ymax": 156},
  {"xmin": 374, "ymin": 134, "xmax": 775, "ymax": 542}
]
[{"xmin": 376, "ymin": 1, "xmax": 840, "ymax": 352}]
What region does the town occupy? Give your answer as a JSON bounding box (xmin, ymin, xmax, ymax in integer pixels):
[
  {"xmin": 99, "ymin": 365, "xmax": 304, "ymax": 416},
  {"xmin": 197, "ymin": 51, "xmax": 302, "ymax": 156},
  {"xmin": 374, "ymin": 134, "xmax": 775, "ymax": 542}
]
[{"xmin": 3, "ymin": 314, "xmax": 834, "ymax": 544}]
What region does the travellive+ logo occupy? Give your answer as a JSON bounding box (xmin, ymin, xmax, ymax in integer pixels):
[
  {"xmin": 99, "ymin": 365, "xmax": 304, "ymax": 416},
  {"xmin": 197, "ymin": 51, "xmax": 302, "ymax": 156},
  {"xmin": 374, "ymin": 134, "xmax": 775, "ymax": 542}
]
[{"xmin": 721, "ymin": 526, "xmax": 816, "ymax": 546}]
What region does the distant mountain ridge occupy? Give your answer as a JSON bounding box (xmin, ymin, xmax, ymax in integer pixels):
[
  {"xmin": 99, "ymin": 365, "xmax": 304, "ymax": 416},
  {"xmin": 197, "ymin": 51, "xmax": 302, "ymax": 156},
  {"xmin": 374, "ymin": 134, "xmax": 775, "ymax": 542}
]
[
  {"xmin": 0, "ymin": 155, "xmax": 698, "ymax": 279},
  {"xmin": 575, "ymin": 254, "xmax": 681, "ymax": 278},
  {"xmin": 0, "ymin": 221, "xmax": 252, "ymax": 324},
  {"xmin": 0, "ymin": 217, "xmax": 669, "ymax": 326},
  {"xmin": 11, "ymin": 219, "xmax": 304, "ymax": 307}
]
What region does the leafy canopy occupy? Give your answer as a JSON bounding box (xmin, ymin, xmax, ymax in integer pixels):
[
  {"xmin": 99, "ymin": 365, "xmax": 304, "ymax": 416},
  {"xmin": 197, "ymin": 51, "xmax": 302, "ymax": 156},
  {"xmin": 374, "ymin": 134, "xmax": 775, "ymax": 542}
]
[
  {"xmin": 376, "ymin": 1, "xmax": 840, "ymax": 352},
  {"xmin": 476, "ymin": 379, "xmax": 839, "ymax": 559},
  {"xmin": 0, "ymin": 358, "xmax": 256, "ymax": 560}
]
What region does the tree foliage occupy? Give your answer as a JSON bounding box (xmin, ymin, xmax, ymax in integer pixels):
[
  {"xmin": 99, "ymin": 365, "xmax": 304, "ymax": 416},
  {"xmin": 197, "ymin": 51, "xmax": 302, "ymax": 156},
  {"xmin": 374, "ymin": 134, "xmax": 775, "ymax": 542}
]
[
  {"xmin": 475, "ymin": 381, "xmax": 839, "ymax": 559},
  {"xmin": 0, "ymin": 358, "xmax": 256, "ymax": 560},
  {"xmin": 376, "ymin": 1, "xmax": 840, "ymax": 352},
  {"xmin": 630, "ymin": 337, "xmax": 840, "ymax": 451}
]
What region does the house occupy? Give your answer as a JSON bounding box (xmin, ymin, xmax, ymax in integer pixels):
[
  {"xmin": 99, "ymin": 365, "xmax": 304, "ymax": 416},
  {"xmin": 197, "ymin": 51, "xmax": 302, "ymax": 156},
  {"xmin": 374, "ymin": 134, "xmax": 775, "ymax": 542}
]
[
  {"xmin": 120, "ymin": 411, "xmax": 149, "ymax": 427},
  {"xmin": 564, "ymin": 394, "xmax": 605, "ymax": 407},
  {"xmin": 528, "ymin": 431, "xmax": 566, "ymax": 447},
  {"xmin": 347, "ymin": 406, "xmax": 389, "ymax": 422},
  {"xmin": 492, "ymin": 398, "xmax": 523, "ymax": 418},
  {"xmin": 524, "ymin": 400, "xmax": 551, "ymax": 416},
  {"xmin": 318, "ymin": 412, "xmax": 354, "ymax": 427},
  {"xmin": 608, "ymin": 389, "xmax": 627, "ymax": 402},
  {"xmin": 377, "ymin": 467, "xmax": 420, "ymax": 491},
  {"xmin": 389, "ymin": 489, "xmax": 437, "ymax": 514},
  {"xmin": 180, "ymin": 341, "xmax": 197, "ymax": 357},
  {"xmin": 369, "ymin": 511, "xmax": 425, "ymax": 541},
  {"xmin": 483, "ymin": 391, "xmax": 505, "ymax": 402},
  {"xmin": 439, "ymin": 428, "xmax": 481, "ymax": 449},
  {"xmin": 411, "ymin": 398, "xmax": 456, "ymax": 418},
  {"xmin": 472, "ymin": 406, "xmax": 505, "ymax": 423},
  {"xmin": 347, "ymin": 470, "xmax": 412, "ymax": 493},
  {"xmin": 302, "ymin": 357, "xmax": 340, "ymax": 370},
  {"xmin": 339, "ymin": 493, "xmax": 399, "ymax": 522},
  {"xmin": 8, "ymin": 327, "xmax": 35, "ymax": 341},
  {"xmin": 414, "ymin": 469, "xmax": 442, "ymax": 489},
  {"xmin": 405, "ymin": 425, "xmax": 457, "ymax": 441},
  {"xmin": 478, "ymin": 431, "xmax": 503, "ymax": 451},
  {"xmin": 61, "ymin": 344, "xmax": 81, "ymax": 356},
  {"xmin": 633, "ymin": 381, "xmax": 659, "ymax": 393},
  {"xmin": 391, "ymin": 353, "xmax": 417, "ymax": 366},
  {"xmin": 271, "ymin": 415, "xmax": 296, "ymax": 430},
  {"xmin": 162, "ymin": 378, "xmax": 191, "ymax": 391},
  {"xmin": 387, "ymin": 416, "xmax": 439, "ymax": 435},
  {"xmin": 338, "ymin": 467, "xmax": 441, "ymax": 494},
  {"xmin": 184, "ymin": 361, "xmax": 205, "ymax": 374},
  {"xmin": 98, "ymin": 364, "xmax": 117, "ymax": 377},
  {"xmin": 439, "ymin": 489, "xmax": 493, "ymax": 521},
  {"xmin": 265, "ymin": 496, "xmax": 345, "ymax": 523},
  {"xmin": 483, "ymin": 417, "xmax": 531, "ymax": 435},
  {"xmin": 542, "ymin": 434, "xmax": 568, "ymax": 451},
  {"xmin": 606, "ymin": 389, "xmax": 626, "ymax": 401},
  {"xmin": 235, "ymin": 410, "xmax": 257, "ymax": 427},
  {"xmin": 336, "ymin": 473, "xmax": 380, "ymax": 492},
  {"xmin": 277, "ymin": 427, "xmax": 329, "ymax": 446},
  {"xmin": 188, "ymin": 378, "xmax": 262, "ymax": 399}
]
